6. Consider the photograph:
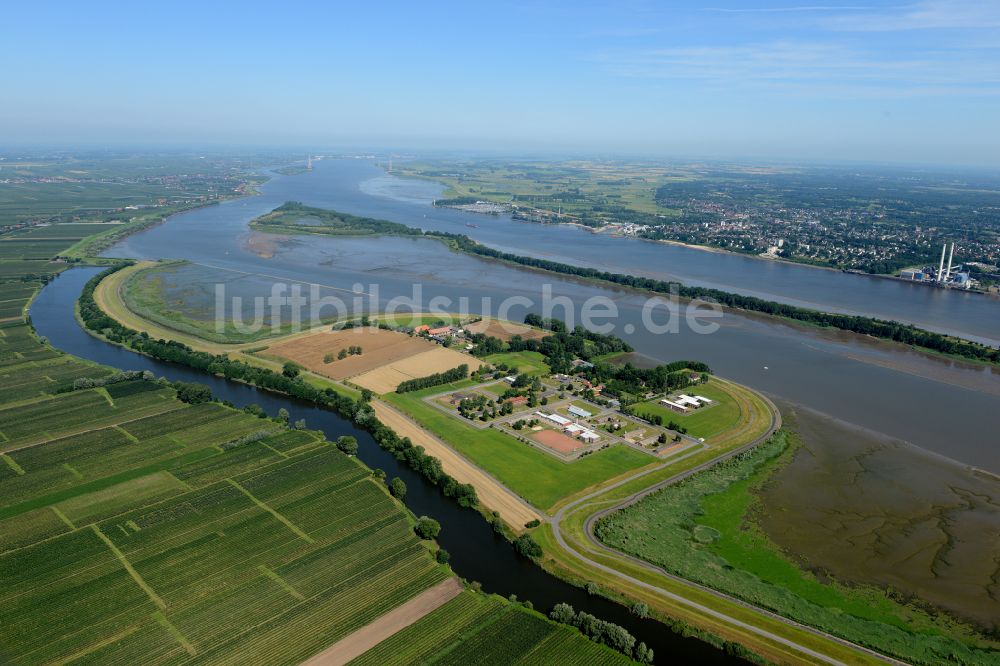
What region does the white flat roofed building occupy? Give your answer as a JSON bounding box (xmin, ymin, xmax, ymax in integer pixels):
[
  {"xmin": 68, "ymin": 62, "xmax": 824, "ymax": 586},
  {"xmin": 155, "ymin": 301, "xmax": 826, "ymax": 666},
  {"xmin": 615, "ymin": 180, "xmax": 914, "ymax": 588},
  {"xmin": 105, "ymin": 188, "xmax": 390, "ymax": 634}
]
[
  {"xmin": 568, "ymin": 405, "xmax": 592, "ymax": 418},
  {"xmin": 660, "ymin": 399, "xmax": 689, "ymax": 412},
  {"xmin": 535, "ymin": 411, "xmax": 572, "ymax": 426}
]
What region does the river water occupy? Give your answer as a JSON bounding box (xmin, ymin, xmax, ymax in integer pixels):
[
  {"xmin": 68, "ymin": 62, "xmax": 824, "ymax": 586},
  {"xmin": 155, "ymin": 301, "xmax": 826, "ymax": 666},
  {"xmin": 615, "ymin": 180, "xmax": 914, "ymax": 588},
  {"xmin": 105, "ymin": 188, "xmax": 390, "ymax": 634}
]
[
  {"xmin": 31, "ymin": 268, "xmax": 735, "ymax": 664},
  {"xmin": 29, "ymin": 158, "xmax": 1000, "ymax": 659},
  {"xmin": 106, "ymin": 159, "xmax": 1000, "ymax": 473},
  {"xmin": 137, "ymin": 159, "xmax": 1000, "ymax": 343}
]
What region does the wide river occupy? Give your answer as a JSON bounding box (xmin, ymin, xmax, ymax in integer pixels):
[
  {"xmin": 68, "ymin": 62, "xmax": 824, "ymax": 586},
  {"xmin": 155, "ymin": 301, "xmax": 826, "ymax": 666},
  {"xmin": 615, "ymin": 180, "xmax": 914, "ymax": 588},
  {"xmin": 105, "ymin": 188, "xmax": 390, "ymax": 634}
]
[{"xmin": 106, "ymin": 159, "xmax": 1000, "ymax": 473}]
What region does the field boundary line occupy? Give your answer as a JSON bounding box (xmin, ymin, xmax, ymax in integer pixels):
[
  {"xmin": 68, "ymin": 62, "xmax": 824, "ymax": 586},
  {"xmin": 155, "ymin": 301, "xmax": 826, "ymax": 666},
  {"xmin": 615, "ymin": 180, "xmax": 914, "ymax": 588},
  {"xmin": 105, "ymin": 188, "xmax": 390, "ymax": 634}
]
[
  {"xmin": 225, "ymin": 478, "xmax": 315, "ymax": 543},
  {"xmin": 1, "ymin": 452, "xmax": 26, "ymax": 475},
  {"xmin": 261, "ymin": 442, "xmax": 289, "ymax": 459},
  {"xmin": 50, "ymin": 625, "xmax": 141, "ymax": 666},
  {"xmin": 91, "ymin": 524, "xmax": 167, "ymax": 610},
  {"xmin": 166, "ymin": 470, "xmax": 193, "ymax": 491},
  {"xmin": 0, "ymin": 402, "xmax": 184, "ymax": 455},
  {"xmin": 153, "ymin": 610, "xmax": 197, "ymax": 656},
  {"xmin": 257, "ymin": 564, "xmax": 304, "ymax": 600},
  {"xmin": 114, "ymin": 425, "xmax": 140, "ymax": 444},
  {"xmin": 95, "ymin": 386, "xmax": 114, "ymax": 407},
  {"xmin": 50, "ymin": 505, "xmax": 77, "ymax": 530},
  {"xmin": 61, "ymin": 463, "xmax": 84, "ymax": 480}
]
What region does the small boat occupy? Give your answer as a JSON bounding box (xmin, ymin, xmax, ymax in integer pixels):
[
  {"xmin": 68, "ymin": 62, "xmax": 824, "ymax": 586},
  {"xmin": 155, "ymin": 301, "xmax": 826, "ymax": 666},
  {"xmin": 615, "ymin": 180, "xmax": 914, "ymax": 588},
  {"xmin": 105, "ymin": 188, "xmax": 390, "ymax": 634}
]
[{"xmin": 466, "ymin": 223, "xmax": 478, "ymax": 228}]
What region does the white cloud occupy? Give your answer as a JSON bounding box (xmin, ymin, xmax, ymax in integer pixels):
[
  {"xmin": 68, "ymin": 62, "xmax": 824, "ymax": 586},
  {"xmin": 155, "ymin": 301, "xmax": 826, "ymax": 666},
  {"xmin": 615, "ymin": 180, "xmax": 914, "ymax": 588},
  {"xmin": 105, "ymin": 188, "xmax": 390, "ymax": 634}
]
[
  {"xmin": 828, "ymin": 0, "xmax": 1000, "ymax": 31},
  {"xmin": 593, "ymin": 40, "xmax": 1000, "ymax": 97}
]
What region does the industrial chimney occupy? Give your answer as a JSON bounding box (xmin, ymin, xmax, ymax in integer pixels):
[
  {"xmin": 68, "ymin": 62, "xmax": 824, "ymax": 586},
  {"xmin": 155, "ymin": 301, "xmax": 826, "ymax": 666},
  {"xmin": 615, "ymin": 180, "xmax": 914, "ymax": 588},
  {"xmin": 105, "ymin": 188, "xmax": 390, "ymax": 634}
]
[{"xmin": 937, "ymin": 243, "xmax": 947, "ymax": 282}]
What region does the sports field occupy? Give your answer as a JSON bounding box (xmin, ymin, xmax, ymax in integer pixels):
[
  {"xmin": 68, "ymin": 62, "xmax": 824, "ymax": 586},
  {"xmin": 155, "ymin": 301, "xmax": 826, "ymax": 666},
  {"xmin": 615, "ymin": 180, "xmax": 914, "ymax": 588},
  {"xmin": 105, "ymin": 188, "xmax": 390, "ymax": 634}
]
[{"xmin": 532, "ymin": 429, "xmax": 585, "ymax": 454}]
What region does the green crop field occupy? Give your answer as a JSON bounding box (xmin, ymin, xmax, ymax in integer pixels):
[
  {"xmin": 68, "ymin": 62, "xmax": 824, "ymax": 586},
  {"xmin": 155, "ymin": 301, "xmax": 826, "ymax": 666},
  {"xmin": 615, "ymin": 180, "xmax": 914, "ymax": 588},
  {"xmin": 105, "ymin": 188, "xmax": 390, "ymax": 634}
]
[
  {"xmin": 351, "ymin": 590, "xmax": 631, "ymax": 665},
  {"xmin": 384, "ymin": 387, "xmax": 653, "ymax": 511},
  {"xmin": 484, "ymin": 350, "xmax": 550, "ymax": 376},
  {"xmin": 0, "ymin": 298, "xmax": 457, "ymax": 664},
  {"xmin": 0, "ymin": 169, "xmax": 667, "ymax": 666},
  {"xmin": 632, "ymin": 380, "xmax": 741, "ymax": 439}
]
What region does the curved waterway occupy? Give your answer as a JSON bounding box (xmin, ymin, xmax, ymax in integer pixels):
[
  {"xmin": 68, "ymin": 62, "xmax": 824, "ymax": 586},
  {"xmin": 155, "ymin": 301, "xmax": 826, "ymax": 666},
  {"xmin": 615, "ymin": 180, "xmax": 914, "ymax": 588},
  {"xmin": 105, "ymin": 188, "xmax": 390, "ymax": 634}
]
[
  {"xmin": 115, "ymin": 159, "xmax": 1000, "ymax": 345},
  {"xmin": 105, "ymin": 160, "xmax": 1000, "ymax": 472},
  {"xmin": 32, "ymin": 268, "xmax": 738, "ymax": 664}
]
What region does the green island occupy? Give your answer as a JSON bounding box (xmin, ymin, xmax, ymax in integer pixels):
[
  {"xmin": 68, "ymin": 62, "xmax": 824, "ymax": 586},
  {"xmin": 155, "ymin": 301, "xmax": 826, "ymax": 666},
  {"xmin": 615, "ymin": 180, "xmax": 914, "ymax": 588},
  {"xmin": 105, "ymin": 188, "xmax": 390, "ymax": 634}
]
[{"xmin": 249, "ymin": 202, "xmax": 1000, "ymax": 365}]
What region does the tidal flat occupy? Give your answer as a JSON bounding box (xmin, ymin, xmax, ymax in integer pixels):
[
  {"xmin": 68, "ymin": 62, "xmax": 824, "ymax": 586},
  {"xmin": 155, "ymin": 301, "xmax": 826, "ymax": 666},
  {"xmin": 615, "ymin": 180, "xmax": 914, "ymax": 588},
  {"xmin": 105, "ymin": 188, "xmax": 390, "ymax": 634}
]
[{"xmin": 760, "ymin": 402, "xmax": 1000, "ymax": 633}]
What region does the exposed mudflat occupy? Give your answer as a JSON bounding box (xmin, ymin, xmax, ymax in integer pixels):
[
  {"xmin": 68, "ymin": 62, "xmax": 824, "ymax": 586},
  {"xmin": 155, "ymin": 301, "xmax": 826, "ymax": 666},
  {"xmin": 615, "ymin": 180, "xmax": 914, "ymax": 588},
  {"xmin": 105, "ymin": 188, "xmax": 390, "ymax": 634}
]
[{"xmin": 760, "ymin": 401, "xmax": 1000, "ymax": 632}]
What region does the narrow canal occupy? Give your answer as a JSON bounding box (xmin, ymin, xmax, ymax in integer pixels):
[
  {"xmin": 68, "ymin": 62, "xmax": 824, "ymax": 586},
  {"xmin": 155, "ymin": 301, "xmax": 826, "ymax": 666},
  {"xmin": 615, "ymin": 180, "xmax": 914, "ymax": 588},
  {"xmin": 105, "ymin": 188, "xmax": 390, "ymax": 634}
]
[{"xmin": 31, "ymin": 267, "xmax": 741, "ymax": 664}]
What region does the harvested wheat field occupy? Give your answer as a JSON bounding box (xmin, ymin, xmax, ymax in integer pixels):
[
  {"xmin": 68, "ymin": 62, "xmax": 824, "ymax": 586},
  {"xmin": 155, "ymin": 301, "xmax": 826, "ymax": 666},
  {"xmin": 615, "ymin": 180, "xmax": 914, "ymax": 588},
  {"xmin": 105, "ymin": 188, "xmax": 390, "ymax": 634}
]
[
  {"xmin": 352, "ymin": 347, "xmax": 482, "ymax": 394},
  {"xmin": 532, "ymin": 429, "xmax": 585, "ymax": 454},
  {"xmin": 464, "ymin": 318, "xmax": 548, "ymax": 342},
  {"xmin": 264, "ymin": 328, "xmax": 435, "ymax": 379}
]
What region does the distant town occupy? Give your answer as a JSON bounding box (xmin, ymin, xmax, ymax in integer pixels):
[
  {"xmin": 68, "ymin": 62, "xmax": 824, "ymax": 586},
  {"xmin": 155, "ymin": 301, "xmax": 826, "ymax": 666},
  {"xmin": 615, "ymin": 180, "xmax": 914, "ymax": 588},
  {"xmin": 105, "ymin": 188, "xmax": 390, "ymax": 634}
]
[{"xmin": 401, "ymin": 159, "xmax": 1000, "ymax": 290}]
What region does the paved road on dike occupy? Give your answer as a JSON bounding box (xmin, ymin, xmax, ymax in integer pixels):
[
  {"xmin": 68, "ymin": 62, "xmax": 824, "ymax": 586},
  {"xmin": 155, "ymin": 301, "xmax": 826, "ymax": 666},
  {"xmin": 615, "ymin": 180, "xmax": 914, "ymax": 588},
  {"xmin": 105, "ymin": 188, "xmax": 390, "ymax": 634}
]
[{"xmin": 549, "ymin": 389, "xmax": 909, "ymax": 666}]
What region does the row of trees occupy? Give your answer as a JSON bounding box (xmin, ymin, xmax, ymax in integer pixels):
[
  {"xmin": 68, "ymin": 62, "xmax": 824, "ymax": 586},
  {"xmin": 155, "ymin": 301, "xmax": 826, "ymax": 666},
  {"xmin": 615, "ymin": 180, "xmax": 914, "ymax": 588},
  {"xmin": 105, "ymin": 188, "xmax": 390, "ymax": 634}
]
[
  {"xmin": 78, "ymin": 266, "xmax": 478, "ymax": 512},
  {"xmin": 432, "ymin": 231, "xmax": 1000, "ymax": 364},
  {"xmin": 396, "ymin": 364, "xmax": 469, "ymax": 393},
  {"xmin": 549, "ymin": 603, "xmax": 653, "ymax": 663}
]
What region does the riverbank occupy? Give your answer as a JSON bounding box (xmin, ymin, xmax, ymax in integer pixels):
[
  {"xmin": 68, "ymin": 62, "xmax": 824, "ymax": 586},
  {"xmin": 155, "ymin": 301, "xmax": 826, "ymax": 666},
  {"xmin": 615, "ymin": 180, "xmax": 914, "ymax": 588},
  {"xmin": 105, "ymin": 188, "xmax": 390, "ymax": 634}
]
[
  {"xmin": 398, "ymin": 165, "xmax": 998, "ymax": 297},
  {"xmin": 83, "ymin": 261, "xmax": 922, "ymax": 665}
]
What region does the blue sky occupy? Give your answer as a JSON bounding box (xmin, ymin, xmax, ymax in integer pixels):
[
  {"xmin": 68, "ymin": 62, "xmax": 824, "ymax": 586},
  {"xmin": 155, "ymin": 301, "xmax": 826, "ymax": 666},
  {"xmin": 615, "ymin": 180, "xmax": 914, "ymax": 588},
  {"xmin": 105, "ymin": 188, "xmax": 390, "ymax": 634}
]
[{"xmin": 3, "ymin": 1, "xmax": 999, "ymax": 165}]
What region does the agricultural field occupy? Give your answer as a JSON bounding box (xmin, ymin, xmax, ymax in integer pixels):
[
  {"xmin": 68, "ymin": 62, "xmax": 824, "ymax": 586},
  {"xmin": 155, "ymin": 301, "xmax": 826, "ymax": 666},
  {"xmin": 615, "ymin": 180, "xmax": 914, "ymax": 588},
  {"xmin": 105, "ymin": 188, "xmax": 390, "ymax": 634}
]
[
  {"xmin": 351, "ymin": 590, "xmax": 632, "ymax": 665},
  {"xmin": 0, "ymin": 286, "xmax": 457, "ymax": 664},
  {"xmin": 394, "ymin": 159, "xmax": 681, "ymax": 221},
  {"xmin": 595, "ymin": 433, "xmax": 1000, "ymax": 666},
  {"xmin": 0, "ymin": 222, "xmax": 636, "ymax": 666},
  {"xmin": 263, "ymin": 327, "xmax": 481, "ymax": 394},
  {"xmin": 385, "ymin": 385, "xmax": 653, "ymax": 511},
  {"xmin": 483, "ymin": 350, "xmax": 550, "ymax": 376},
  {"xmin": 265, "ymin": 328, "xmax": 437, "ymax": 379},
  {"xmin": 464, "ymin": 318, "xmax": 549, "ymax": 342},
  {"xmin": 0, "ymin": 233, "xmax": 457, "ymax": 665},
  {"xmin": 0, "ymin": 444, "xmax": 452, "ymax": 665},
  {"xmin": 352, "ymin": 347, "xmax": 481, "ymax": 394},
  {"xmin": 631, "ymin": 380, "xmax": 741, "ymax": 439},
  {"xmin": 0, "ymin": 152, "xmax": 265, "ymax": 230}
]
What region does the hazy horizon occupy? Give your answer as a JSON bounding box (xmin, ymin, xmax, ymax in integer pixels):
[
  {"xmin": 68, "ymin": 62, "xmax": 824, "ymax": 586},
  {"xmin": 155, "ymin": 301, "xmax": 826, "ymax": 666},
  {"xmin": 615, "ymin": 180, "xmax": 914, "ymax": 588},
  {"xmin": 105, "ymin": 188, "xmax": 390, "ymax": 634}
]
[{"xmin": 4, "ymin": 0, "xmax": 1000, "ymax": 167}]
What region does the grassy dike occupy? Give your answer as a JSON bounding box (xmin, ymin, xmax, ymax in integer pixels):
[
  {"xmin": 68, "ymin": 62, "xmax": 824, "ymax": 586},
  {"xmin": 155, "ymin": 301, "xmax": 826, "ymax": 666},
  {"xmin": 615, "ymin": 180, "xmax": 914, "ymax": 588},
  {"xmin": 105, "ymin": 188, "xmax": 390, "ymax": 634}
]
[
  {"xmin": 583, "ymin": 431, "xmax": 999, "ymax": 666},
  {"xmin": 87, "ymin": 261, "xmax": 902, "ymax": 665},
  {"xmin": 86, "ymin": 267, "xmax": 875, "ymax": 663}
]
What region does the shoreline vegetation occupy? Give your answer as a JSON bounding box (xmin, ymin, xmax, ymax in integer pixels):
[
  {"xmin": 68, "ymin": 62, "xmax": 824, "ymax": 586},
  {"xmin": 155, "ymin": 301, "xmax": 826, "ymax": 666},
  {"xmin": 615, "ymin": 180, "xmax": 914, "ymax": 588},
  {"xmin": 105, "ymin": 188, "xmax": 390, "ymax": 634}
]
[
  {"xmin": 74, "ymin": 264, "xmax": 727, "ymax": 663},
  {"xmin": 595, "ymin": 432, "xmax": 1000, "ymax": 666},
  {"xmin": 80, "ymin": 253, "xmax": 948, "ymax": 659},
  {"xmin": 0, "ymin": 195, "xmax": 654, "ymax": 663},
  {"xmin": 68, "ymin": 195, "xmax": 992, "ymax": 660},
  {"xmin": 392, "ymin": 162, "xmax": 1000, "ymax": 289},
  {"xmin": 251, "ymin": 202, "xmax": 1000, "ymax": 365}
]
